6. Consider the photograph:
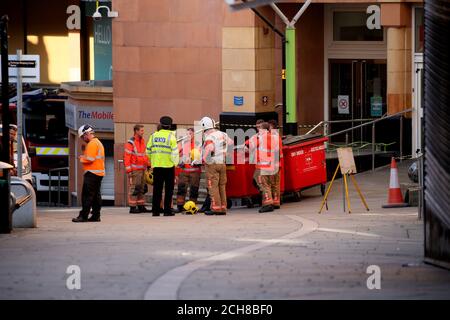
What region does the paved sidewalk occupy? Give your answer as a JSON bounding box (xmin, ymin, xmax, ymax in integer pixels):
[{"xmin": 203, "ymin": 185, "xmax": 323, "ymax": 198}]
[{"xmin": 0, "ymin": 161, "xmax": 449, "ymax": 299}]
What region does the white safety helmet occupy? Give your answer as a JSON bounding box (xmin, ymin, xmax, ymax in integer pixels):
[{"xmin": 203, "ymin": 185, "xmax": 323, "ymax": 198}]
[
  {"xmin": 200, "ymin": 117, "xmax": 215, "ymax": 130},
  {"xmin": 78, "ymin": 124, "xmax": 94, "ymax": 138}
]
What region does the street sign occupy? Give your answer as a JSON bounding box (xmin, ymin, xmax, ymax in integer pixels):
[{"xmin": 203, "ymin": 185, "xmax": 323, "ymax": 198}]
[
  {"xmin": 8, "ymin": 60, "xmax": 36, "ymax": 68},
  {"xmin": 0, "ymin": 54, "xmax": 40, "ymax": 83}
]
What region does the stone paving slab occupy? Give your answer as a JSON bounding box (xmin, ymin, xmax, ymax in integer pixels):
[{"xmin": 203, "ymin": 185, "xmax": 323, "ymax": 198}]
[{"xmin": 0, "ymin": 161, "xmax": 449, "ymax": 300}]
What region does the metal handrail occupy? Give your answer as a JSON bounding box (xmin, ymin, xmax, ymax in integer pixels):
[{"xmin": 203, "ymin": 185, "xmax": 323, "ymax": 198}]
[
  {"xmin": 325, "ymin": 109, "xmax": 411, "ymax": 138},
  {"xmin": 304, "ymin": 108, "xmax": 412, "ymax": 171},
  {"xmin": 303, "ymin": 117, "xmax": 385, "ymax": 136},
  {"xmin": 48, "ymin": 166, "xmax": 69, "ymax": 206}
]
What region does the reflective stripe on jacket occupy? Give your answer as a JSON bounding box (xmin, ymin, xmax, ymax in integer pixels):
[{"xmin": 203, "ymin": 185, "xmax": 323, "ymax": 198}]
[
  {"xmin": 270, "ymin": 129, "xmax": 283, "ymax": 168},
  {"xmin": 203, "ymin": 129, "xmax": 232, "ymax": 165},
  {"xmin": 80, "ymin": 138, "xmax": 105, "ymax": 176},
  {"xmin": 124, "ymin": 135, "xmax": 149, "ymax": 173},
  {"xmin": 178, "ymin": 139, "xmax": 201, "ymax": 173},
  {"xmin": 146, "ymin": 129, "xmax": 179, "ymax": 168},
  {"xmin": 248, "ymin": 130, "xmax": 280, "ymax": 173}
]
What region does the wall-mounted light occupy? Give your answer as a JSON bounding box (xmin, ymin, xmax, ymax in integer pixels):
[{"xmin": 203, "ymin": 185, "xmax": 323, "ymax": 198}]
[{"xmin": 92, "ymin": 5, "xmax": 118, "ymax": 20}]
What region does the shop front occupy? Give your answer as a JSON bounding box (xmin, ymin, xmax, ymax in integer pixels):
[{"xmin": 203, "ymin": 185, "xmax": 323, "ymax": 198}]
[{"xmin": 62, "ymin": 81, "xmax": 114, "ymax": 206}]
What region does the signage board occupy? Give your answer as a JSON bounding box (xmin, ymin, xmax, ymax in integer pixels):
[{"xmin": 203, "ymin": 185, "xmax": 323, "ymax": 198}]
[
  {"xmin": 337, "ymin": 95, "xmax": 350, "ymax": 114},
  {"xmin": 337, "ymin": 147, "xmax": 357, "ymax": 175},
  {"xmin": 0, "ymin": 54, "xmax": 40, "ymax": 83},
  {"xmin": 370, "ymin": 96, "xmax": 383, "ymax": 117},
  {"xmin": 234, "ymin": 96, "xmax": 244, "ymax": 106},
  {"xmin": 65, "ymin": 101, "xmax": 114, "ymax": 132}
]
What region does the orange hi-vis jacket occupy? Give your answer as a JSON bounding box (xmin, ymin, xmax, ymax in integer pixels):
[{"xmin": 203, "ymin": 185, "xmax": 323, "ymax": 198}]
[
  {"xmin": 124, "ymin": 134, "xmax": 149, "ymax": 173},
  {"xmin": 270, "ymin": 129, "xmax": 284, "ymax": 168},
  {"xmin": 248, "ymin": 130, "xmax": 280, "ymax": 172},
  {"xmin": 178, "ymin": 138, "xmax": 201, "ymax": 173},
  {"xmin": 80, "ymin": 137, "xmax": 105, "ymax": 176}
]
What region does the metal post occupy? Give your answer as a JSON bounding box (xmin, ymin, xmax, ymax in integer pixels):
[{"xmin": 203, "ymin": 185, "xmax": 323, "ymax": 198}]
[
  {"xmin": 16, "ymin": 49, "xmax": 23, "ymax": 177},
  {"xmin": 345, "ymin": 133, "xmax": 349, "ymax": 146},
  {"xmin": 48, "ymin": 170, "xmax": 52, "ymax": 206},
  {"xmin": 372, "ymin": 123, "xmax": 375, "ymax": 171},
  {"xmin": 342, "ymin": 175, "xmax": 346, "ymax": 212},
  {"xmin": 285, "ymin": 27, "xmax": 297, "ymax": 135},
  {"xmin": 0, "ymin": 15, "xmax": 12, "ymax": 234},
  {"xmin": 58, "ymin": 171, "xmax": 61, "ymax": 206},
  {"xmin": 400, "ymin": 116, "xmax": 403, "ymax": 162},
  {"xmin": 282, "ymin": 38, "xmax": 287, "ymax": 136}
]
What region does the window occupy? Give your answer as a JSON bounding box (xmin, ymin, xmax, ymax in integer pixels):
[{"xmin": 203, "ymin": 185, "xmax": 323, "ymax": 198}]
[
  {"xmin": 414, "ymin": 8, "xmax": 424, "ymax": 53},
  {"xmin": 333, "ymin": 11, "xmax": 383, "ymax": 41}
]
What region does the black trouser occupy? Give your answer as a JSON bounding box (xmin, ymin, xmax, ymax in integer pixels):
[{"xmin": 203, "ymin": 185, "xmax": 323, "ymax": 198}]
[
  {"xmin": 152, "ymin": 167, "xmax": 175, "ymax": 214},
  {"xmin": 80, "ymin": 171, "xmax": 103, "ymax": 218}
]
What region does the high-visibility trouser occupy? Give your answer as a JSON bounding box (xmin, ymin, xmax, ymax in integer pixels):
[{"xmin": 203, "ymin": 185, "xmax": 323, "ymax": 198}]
[
  {"xmin": 254, "ymin": 169, "xmax": 275, "ymax": 206},
  {"xmin": 272, "ymin": 170, "xmax": 281, "ymax": 206},
  {"xmin": 176, "ymin": 170, "xmax": 201, "ymax": 205},
  {"xmin": 206, "ymin": 163, "xmax": 227, "ymax": 212},
  {"xmin": 128, "ymin": 170, "xmax": 146, "ymax": 207}
]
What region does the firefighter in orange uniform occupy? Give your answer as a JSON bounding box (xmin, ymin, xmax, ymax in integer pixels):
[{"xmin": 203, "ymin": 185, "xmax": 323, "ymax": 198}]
[
  {"xmin": 248, "ymin": 121, "xmax": 280, "ymax": 213},
  {"xmin": 201, "ymin": 117, "xmax": 233, "ymax": 215},
  {"xmin": 124, "ymin": 124, "xmax": 151, "ymax": 214},
  {"xmin": 268, "ymin": 119, "xmax": 283, "ymax": 209},
  {"xmin": 72, "ymin": 124, "xmax": 105, "ymax": 223},
  {"xmin": 175, "ymin": 128, "xmax": 202, "ymax": 213}
]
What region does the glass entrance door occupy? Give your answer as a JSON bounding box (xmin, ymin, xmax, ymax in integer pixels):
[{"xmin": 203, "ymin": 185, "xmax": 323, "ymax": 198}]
[{"xmin": 329, "ymin": 59, "xmax": 387, "ymax": 143}]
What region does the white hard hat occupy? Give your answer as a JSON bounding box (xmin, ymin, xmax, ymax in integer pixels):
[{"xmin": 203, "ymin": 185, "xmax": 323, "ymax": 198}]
[
  {"xmin": 78, "ymin": 124, "xmax": 94, "ymax": 138},
  {"xmin": 200, "ymin": 117, "xmax": 215, "ymax": 130}
]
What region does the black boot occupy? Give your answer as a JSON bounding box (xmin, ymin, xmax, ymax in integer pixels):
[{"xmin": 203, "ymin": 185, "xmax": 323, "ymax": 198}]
[
  {"xmin": 258, "ymin": 205, "xmax": 274, "ymax": 213},
  {"xmin": 72, "ymin": 215, "xmax": 88, "ymax": 223},
  {"xmin": 88, "ymin": 215, "xmax": 101, "ymax": 222},
  {"xmin": 173, "ymin": 205, "xmax": 184, "ymax": 213},
  {"xmin": 138, "ymin": 205, "xmax": 151, "ymax": 213},
  {"xmin": 163, "ymin": 210, "xmax": 175, "ymax": 216},
  {"xmin": 129, "ymin": 206, "xmax": 141, "ymax": 214},
  {"xmin": 199, "ymin": 195, "xmax": 211, "ymax": 213}
]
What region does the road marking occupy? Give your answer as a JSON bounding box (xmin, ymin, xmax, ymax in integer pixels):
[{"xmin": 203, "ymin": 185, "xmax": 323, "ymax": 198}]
[
  {"xmin": 316, "ymin": 227, "xmax": 382, "ymax": 238},
  {"xmin": 143, "ymin": 215, "xmax": 318, "ymax": 300},
  {"xmin": 351, "ymin": 213, "xmax": 418, "ymax": 217},
  {"xmin": 316, "ymin": 227, "xmax": 420, "ymax": 243}
]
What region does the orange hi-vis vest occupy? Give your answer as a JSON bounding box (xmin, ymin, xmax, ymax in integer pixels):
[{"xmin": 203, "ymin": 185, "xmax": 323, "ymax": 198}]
[
  {"xmin": 124, "ymin": 135, "xmax": 149, "ymax": 173},
  {"xmin": 248, "ymin": 130, "xmax": 280, "ymax": 172},
  {"xmin": 80, "ymin": 137, "xmax": 105, "ymax": 176},
  {"xmin": 179, "ymin": 139, "xmax": 201, "ymax": 173},
  {"xmin": 270, "ymin": 129, "xmax": 283, "ymax": 168}
]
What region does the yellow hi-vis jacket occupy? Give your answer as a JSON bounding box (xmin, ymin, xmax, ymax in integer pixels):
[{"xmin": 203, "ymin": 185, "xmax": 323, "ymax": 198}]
[
  {"xmin": 80, "ymin": 137, "xmax": 105, "ymax": 176},
  {"xmin": 146, "ymin": 129, "xmax": 179, "ymax": 168}
]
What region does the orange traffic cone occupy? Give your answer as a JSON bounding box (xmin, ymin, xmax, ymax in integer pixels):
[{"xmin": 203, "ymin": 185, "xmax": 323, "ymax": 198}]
[{"xmin": 382, "ymin": 157, "xmax": 408, "ymax": 208}]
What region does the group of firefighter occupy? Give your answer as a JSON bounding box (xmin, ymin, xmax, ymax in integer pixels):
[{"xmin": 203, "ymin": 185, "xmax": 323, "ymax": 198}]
[{"xmin": 72, "ymin": 115, "xmax": 282, "ymax": 223}]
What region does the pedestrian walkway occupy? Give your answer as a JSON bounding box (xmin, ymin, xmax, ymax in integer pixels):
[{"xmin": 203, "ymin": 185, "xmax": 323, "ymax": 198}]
[{"xmin": 0, "ymin": 161, "xmax": 449, "ymax": 299}]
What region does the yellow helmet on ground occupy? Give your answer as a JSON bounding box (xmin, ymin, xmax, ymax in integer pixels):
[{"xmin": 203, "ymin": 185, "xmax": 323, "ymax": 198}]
[
  {"xmin": 144, "ymin": 169, "xmax": 153, "ymax": 185},
  {"xmin": 190, "ymin": 148, "xmax": 201, "ymax": 162},
  {"xmin": 183, "ymin": 201, "xmax": 198, "ymax": 215}
]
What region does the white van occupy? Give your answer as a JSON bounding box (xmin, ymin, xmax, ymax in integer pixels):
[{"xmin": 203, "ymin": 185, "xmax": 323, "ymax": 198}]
[{"xmin": 0, "ymin": 124, "xmax": 34, "ymax": 186}]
